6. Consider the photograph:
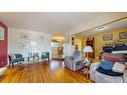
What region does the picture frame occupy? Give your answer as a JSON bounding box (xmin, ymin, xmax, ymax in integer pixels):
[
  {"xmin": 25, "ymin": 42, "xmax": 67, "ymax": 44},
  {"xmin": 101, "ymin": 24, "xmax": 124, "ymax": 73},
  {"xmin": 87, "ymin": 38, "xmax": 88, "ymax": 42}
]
[
  {"xmin": 71, "ymin": 36, "xmax": 74, "ymax": 45},
  {"xmin": 0, "ymin": 26, "xmax": 4, "ymax": 40},
  {"xmin": 72, "ymin": 42, "xmax": 74, "ymax": 45},
  {"xmin": 38, "ymin": 33, "xmax": 45, "ymax": 40},
  {"xmin": 119, "ymin": 31, "xmax": 127, "ymax": 39},
  {"xmin": 75, "ymin": 44, "xmax": 78, "ymax": 51},
  {"xmin": 103, "ymin": 34, "xmax": 113, "ymax": 41},
  {"xmin": 20, "ymin": 33, "xmax": 29, "ymax": 39},
  {"xmin": 72, "ymin": 36, "xmax": 74, "ymax": 41},
  {"xmin": 20, "ymin": 43, "xmax": 29, "ymax": 49}
]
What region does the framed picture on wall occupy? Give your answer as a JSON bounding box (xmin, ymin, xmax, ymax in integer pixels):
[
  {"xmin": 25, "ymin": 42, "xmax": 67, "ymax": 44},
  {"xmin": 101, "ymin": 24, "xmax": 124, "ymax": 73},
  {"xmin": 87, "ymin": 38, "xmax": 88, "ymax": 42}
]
[
  {"xmin": 103, "ymin": 34, "xmax": 113, "ymax": 41},
  {"xmin": 72, "ymin": 42, "xmax": 74, "ymax": 45},
  {"xmin": 72, "ymin": 36, "xmax": 74, "ymax": 41},
  {"xmin": 119, "ymin": 31, "xmax": 127, "ymax": 39},
  {"xmin": 38, "ymin": 33, "xmax": 45, "ymax": 40},
  {"xmin": 20, "ymin": 43, "xmax": 29, "ymax": 49},
  {"xmin": 20, "ymin": 33, "xmax": 29, "ymax": 39},
  {"xmin": 75, "ymin": 44, "xmax": 78, "ymax": 51},
  {"xmin": 71, "ymin": 36, "xmax": 74, "ymax": 45},
  {"xmin": 0, "ymin": 26, "xmax": 4, "ymax": 40}
]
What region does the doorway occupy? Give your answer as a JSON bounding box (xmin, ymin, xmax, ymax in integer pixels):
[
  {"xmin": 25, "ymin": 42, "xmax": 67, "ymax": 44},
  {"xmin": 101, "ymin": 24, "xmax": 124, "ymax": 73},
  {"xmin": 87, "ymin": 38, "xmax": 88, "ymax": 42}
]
[{"xmin": 51, "ymin": 41, "xmax": 65, "ymax": 60}]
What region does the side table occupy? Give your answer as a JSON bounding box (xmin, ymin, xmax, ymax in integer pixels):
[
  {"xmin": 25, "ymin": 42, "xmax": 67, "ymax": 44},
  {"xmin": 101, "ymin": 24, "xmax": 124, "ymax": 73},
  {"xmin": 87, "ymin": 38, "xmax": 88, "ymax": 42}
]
[{"xmin": 82, "ymin": 62, "xmax": 92, "ymax": 78}]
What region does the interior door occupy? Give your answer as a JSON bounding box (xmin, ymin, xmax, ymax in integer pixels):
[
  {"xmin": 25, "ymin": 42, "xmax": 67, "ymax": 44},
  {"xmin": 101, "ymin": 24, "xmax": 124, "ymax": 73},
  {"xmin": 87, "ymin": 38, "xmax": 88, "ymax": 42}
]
[{"xmin": 0, "ymin": 21, "xmax": 8, "ymax": 67}]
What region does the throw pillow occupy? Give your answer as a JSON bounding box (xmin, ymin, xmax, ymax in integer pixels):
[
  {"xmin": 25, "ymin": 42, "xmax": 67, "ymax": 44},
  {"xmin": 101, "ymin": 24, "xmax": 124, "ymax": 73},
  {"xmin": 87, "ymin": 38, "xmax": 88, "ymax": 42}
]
[
  {"xmin": 103, "ymin": 56, "xmax": 119, "ymax": 62},
  {"xmin": 99, "ymin": 61, "xmax": 115, "ymax": 70},
  {"xmin": 96, "ymin": 67, "xmax": 123, "ymax": 76},
  {"xmin": 103, "ymin": 53, "xmax": 124, "ymax": 62},
  {"xmin": 103, "ymin": 53, "xmax": 123, "ymax": 59},
  {"xmin": 112, "ymin": 62, "xmax": 125, "ymax": 73}
]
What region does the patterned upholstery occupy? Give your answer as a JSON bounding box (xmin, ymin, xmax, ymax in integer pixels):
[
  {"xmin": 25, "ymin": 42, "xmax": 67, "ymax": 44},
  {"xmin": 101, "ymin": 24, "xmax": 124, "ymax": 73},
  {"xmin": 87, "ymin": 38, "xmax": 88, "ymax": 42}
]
[{"xmin": 64, "ymin": 51, "xmax": 83, "ymax": 71}]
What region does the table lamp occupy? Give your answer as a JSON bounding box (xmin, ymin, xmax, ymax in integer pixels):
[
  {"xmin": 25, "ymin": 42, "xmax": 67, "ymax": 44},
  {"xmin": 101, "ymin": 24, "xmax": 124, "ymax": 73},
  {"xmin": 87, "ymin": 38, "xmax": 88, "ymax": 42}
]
[{"xmin": 83, "ymin": 46, "xmax": 93, "ymax": 62}]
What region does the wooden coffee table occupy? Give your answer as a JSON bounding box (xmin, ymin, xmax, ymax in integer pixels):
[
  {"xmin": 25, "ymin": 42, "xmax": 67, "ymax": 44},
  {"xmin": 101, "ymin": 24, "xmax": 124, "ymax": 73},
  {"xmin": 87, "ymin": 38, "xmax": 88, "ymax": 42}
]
[{"xmin": 16, "ymin": 60, "xmax": 45, "ymax": 71}]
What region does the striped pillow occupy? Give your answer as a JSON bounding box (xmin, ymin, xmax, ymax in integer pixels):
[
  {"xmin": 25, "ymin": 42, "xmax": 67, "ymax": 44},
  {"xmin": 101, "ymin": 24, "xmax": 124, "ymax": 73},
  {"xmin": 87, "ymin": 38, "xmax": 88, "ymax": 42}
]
[
  {"xmin": 103, "ymin": 56, "xmax": 119, "ymax": 62},
  {"xmin": 103, "ymin": 53, "xmax": 123, "ymax": 59},
  {"xmin": 103, "ymin": 53, "xmax": 124, "ymax": 62}
]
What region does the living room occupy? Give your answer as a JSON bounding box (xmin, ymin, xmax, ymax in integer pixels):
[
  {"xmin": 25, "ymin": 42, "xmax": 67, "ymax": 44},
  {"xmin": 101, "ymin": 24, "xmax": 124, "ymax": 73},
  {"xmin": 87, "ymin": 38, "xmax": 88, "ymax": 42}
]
[
  {"xmin": 1, "ymin": 0, "xmax": 127, "ymax": 95},
  {"xmin": 0, "ymin": 12, "xmax": 127, "ymax": 83}
]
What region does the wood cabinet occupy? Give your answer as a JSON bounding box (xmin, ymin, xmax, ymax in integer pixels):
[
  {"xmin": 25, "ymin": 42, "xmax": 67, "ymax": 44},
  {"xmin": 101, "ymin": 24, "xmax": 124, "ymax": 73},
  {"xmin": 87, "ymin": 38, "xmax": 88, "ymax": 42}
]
[{"xmin": 86, "ymin": 37, "xmax": 95, "ymax": 59}]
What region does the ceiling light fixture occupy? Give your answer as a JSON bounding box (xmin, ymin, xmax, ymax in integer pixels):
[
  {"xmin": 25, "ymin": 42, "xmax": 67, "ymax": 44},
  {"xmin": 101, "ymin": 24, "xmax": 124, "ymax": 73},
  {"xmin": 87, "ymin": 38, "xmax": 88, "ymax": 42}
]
[{"xmin": 98, "ymin": 26, "xmax": 105, "ymax": 31}]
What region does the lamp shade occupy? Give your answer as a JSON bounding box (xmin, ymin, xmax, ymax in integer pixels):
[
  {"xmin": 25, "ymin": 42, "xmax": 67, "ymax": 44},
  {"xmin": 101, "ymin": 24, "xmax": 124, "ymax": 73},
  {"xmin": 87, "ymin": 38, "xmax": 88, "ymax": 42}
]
[{"xmin": 83, "ymin": 46, "xmax": 93, "ymax": 52}]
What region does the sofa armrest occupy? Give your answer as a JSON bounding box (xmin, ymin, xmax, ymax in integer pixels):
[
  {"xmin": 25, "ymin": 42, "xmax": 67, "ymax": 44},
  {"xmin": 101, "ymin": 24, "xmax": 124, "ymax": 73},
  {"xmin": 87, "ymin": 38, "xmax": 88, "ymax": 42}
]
[
  {"xmin": 90, "ymin": 62, "xmax": 100, "ymax": 81},
  {"xmin": 123, "ymin": 70, "xmax": 127, "ymax": 83},
  {"xmin": 90, "ymin": 62, "xmax": 100, "ymax": 70}
]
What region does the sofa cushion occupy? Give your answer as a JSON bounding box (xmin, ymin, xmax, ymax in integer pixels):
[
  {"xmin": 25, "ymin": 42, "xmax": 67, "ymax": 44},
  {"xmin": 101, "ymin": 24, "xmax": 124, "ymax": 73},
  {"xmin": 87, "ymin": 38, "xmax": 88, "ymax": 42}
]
[
  {"xmin": 99, "ymin": 61, "xmax": 114, "ymax": 70},
  {"xmin": 112, "ymin": 62, "xmax": 125, "ymax": 73},
  {"xmin": 96, "ymin": 67, "xmax": 123, "ymax": 76}
]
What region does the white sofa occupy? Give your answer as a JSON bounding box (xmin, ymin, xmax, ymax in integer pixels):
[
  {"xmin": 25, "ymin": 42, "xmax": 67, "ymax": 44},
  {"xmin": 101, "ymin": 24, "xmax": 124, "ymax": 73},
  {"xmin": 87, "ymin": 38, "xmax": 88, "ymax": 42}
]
[{"xmin": 90, "ymin": 62, "xmax": 127, "ymax": 83}]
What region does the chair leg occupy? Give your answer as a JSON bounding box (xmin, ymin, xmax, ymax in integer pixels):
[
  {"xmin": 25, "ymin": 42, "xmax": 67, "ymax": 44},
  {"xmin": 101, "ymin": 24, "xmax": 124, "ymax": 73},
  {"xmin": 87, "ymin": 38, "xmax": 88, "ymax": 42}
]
[
  {"xmin": 0, "ymin": 75, "xmax": 3, "ymax": 80},
  {"xmin": 48, "ymin": 58, "xmax": 50, "ymax": 62},
  {"xmin": 9, "ymin": 62, "xmax": 11, "ymax": 68},
  {"xmin": 12, "ymin": 63, "xmax": 14, "ymax": 68},
  {"xmin": 9, "ymin": 62, "xmax": 14, "ymax": 68}
]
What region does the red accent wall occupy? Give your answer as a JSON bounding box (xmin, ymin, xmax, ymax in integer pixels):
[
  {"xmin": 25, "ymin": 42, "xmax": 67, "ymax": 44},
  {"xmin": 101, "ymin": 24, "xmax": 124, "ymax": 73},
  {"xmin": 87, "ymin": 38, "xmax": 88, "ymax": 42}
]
[{"xmin": 0, "ymin": 21, "xmax": 8, "ymax": 68}]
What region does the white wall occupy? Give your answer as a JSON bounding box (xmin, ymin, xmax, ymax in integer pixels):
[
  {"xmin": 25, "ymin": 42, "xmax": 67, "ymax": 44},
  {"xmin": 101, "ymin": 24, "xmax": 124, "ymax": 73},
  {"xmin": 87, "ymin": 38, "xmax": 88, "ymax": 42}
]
[
  {"xmin": 64, "ymin": 34, "xmax": 75, "ymax": 57},
  {"xmin": 8, "ymin": 28, "xmax": 52, "ymax": 61},
  {"xmin": 74, "ymin": 39, "xmax": 82, "ymax": 52}
]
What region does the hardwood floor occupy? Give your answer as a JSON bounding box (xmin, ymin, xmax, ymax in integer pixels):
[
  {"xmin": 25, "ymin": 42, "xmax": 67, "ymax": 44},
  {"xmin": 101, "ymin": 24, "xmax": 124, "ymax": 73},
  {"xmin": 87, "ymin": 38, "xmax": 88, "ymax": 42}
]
[{"xmin": 0, "ymin": 60, "xmax": 92, "ymax": 83}]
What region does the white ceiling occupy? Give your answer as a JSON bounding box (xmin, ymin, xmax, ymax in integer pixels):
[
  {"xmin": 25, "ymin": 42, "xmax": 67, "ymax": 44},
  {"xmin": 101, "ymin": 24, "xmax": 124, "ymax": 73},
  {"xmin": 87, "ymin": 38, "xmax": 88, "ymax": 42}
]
[
  {"xmin": 83, "ymin": 18, "xmax": 127, "ymax": 36},
  {"xmin": 0, "ymin": 12, "xmax": 127, "ymax": 35}
]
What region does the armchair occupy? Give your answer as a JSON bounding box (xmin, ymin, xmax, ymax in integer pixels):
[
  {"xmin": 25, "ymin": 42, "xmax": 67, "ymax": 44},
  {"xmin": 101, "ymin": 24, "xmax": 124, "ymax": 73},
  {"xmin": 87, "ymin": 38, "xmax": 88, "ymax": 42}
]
[
  {"xmin": 28, "ymin": 52, "xmax": 39, "ymax": 61},
  {"xmin": 41, "ymin": 52, "xmax": 50, "ymax": 61},
  {"xmin": 8, "ymin": 54, "xmax": 24, "ymax": 67},
  {"xmin": 64, "ymin": 51, "xmax": 83, "ymax": 71}
]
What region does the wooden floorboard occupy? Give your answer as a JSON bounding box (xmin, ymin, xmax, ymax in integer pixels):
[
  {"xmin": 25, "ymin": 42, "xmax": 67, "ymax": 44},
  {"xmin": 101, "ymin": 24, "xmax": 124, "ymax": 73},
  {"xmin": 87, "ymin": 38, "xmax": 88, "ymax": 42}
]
[{"xmin": 0, "ymin": 60, "xmax": 92, "ymax": 83}]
